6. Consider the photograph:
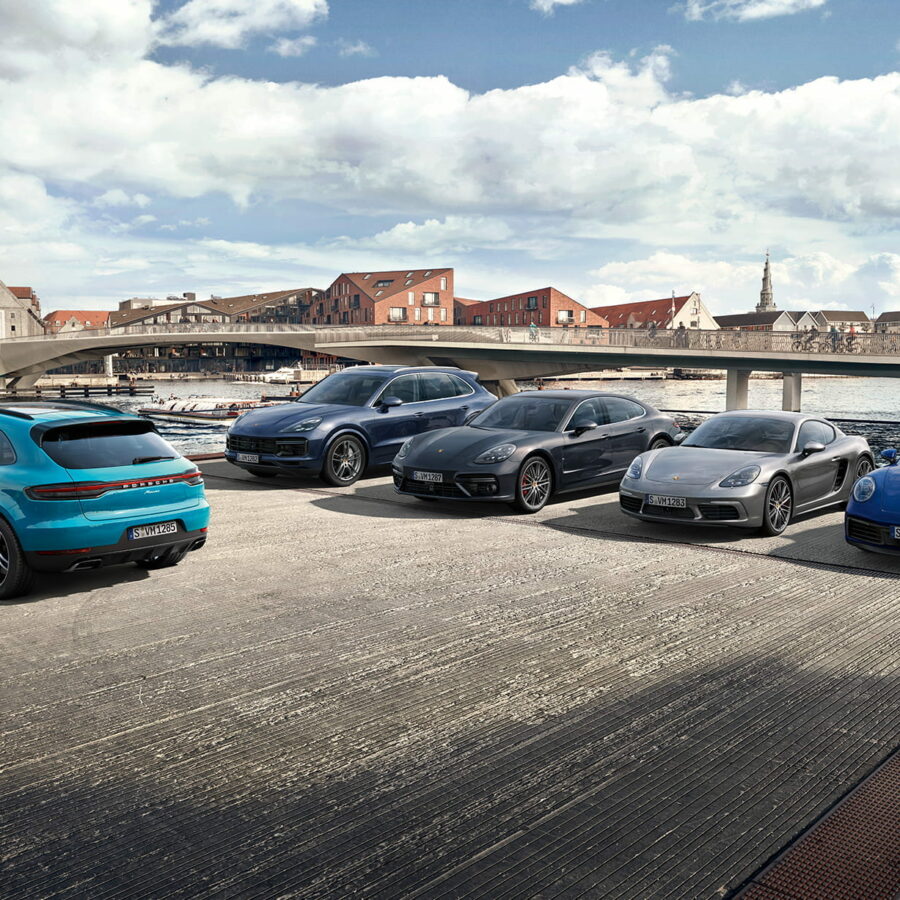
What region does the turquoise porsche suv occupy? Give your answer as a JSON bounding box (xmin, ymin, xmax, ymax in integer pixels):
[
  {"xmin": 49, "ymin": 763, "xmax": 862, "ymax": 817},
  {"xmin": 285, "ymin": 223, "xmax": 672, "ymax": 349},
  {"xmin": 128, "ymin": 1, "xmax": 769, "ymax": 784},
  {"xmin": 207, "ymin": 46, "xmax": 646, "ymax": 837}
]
[{"xmin": 0, "ymin": 401, "xmax": 209, "ymax": 599}]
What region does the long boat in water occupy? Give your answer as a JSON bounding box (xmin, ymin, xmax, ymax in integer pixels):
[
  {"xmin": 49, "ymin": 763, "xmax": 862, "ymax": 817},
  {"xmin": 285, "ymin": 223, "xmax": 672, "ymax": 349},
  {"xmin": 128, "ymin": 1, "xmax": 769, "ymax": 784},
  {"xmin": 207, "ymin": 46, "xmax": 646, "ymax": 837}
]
[{"xmin": 138, "ymin": 397, "xmax": 285, "ymax": 426}]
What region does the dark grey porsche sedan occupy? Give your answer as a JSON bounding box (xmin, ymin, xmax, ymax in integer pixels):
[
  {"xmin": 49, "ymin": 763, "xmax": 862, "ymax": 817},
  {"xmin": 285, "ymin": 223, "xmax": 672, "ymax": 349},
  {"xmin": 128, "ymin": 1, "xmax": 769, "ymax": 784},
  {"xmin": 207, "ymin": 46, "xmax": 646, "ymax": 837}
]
[{"xmin": 392, "ymin": 390, "xmax": 680, "ymax": 513}]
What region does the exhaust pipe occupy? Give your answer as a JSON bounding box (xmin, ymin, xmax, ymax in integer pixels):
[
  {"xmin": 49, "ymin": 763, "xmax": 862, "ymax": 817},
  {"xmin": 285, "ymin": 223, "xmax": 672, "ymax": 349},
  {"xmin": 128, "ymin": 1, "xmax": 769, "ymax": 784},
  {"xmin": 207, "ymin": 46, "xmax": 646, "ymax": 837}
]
[{"xmin": 69, "ymin": 558, "xmax": 103, "ymax": 571}]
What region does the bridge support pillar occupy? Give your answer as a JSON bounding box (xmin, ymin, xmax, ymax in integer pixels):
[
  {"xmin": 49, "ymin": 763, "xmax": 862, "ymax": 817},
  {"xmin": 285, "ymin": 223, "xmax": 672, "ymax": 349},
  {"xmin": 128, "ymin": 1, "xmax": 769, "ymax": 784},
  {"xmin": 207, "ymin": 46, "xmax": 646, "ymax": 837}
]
[
  {"xmin": 483, "ymin": 379, "xmax": 520, "ymax": 398},
  {"xmin": 725, "ymin": 369, "xmax": 750, "ymax": 410},
  {"xmin": 6, "ymin": 372, "xmax": 42, "ymax": 393},
  {"xmin": 782, "ymin": 373, "xmax": 802, "ymax": 412}
]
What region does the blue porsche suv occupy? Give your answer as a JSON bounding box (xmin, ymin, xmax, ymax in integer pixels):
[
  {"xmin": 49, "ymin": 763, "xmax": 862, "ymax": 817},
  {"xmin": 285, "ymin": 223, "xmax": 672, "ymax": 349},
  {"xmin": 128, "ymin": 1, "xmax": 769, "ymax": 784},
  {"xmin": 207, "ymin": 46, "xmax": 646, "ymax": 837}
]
[
  {"xmin": 0, "ymin": 401, "xmax": 209, "ymax": 600},
  {"xmin": 225, "ymin": 365, "xmax": 495, "ymax": 485}
]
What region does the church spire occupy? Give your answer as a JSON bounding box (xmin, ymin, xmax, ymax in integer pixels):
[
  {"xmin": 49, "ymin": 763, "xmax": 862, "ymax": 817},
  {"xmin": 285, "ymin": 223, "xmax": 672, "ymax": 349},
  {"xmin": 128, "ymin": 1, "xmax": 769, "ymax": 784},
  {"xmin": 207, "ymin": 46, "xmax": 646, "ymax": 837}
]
[{"xmin": 756, "ymin": 250, "xmax": 775, "ymax": 312}]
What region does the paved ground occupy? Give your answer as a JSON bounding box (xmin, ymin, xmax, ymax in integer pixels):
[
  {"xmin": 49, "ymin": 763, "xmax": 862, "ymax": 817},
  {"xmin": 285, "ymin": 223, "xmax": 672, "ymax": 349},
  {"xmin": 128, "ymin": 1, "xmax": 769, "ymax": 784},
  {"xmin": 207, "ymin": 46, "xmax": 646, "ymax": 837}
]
[{"xmin": 1, "ymin": 461, "xmax": 898, "ymax": 898}]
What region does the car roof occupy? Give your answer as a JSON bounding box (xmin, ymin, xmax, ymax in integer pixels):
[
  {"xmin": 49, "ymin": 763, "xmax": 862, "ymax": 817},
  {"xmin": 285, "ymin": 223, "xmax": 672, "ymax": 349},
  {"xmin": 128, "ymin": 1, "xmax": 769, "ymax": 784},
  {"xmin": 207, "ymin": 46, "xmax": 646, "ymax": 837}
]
[
  {"xmin": 340, "ymin": 365, "xmax": 476, "ymax": 376},
  {"xmin": 0, "ymin": 401, "xmax": 138, "ymax": 425},
  {"xmin": 502, "ymin": 389, "xmax": 642, "ymax": 402},
  {"xmin": 711, "ymin": 409, "xmax": 818, "ymax": 422}
]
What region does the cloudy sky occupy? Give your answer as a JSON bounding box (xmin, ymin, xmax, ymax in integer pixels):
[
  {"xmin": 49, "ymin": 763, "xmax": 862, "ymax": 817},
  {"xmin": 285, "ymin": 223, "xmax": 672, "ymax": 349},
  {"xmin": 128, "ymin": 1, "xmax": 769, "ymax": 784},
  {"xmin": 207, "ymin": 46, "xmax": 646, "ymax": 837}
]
[{"xmin": 1, "ymin": 0, "xmax": 899, "ymax": 315}]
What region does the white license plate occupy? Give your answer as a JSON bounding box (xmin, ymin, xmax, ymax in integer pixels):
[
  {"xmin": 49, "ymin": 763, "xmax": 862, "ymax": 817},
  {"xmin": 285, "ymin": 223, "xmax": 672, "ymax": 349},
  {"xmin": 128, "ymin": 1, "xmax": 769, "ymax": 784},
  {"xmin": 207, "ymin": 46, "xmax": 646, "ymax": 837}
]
[
  {"xmin": 129, "ymin": 521, "xmax": 178, "ymax": 540},
  {"xmin": 236, "ymin": 452, "xmax": 259, "ymax": 463},
  {"xmin": 647, "ymin": 495, "xmax": 686, "ymax": 508},
  {"xmin": 892, "ymin": 527, "xmax": 900, "ymax": 540},
  {"xmin": 412, "ymin": 471, "xmax": 443, "ymax": 483}
]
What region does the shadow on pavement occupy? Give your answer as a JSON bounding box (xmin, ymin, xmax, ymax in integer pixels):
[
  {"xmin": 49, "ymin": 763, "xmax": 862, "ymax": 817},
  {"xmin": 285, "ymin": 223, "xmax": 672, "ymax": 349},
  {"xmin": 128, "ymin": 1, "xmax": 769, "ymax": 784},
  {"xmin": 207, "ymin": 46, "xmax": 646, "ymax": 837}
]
[{"xmin": 1, "ymin": 564, "xmax": 151, "ymax": 606}]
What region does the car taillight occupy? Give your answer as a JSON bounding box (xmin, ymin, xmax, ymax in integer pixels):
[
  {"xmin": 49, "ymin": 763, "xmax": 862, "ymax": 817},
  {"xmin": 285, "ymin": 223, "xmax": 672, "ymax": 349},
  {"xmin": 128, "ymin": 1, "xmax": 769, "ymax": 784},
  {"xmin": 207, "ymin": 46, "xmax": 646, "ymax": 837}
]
[{"xmin": 27, "ymin": 470, "xmax": 204, "ymax": 500}]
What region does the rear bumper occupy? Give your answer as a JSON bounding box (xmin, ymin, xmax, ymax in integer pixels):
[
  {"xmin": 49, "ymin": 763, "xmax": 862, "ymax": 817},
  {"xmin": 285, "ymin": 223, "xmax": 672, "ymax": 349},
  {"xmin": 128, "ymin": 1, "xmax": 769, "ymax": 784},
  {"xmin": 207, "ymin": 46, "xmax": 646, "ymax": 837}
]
[{"xmin": 25, "ymin": 525, "xmax": 209, "ymax": 572}]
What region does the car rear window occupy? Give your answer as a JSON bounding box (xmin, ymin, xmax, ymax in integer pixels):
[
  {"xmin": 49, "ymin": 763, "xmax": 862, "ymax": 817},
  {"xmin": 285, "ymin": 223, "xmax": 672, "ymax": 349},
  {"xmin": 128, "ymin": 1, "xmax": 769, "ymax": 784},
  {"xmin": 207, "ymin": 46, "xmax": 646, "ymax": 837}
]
[{"xmin": 38, "ymin": 421, "xmax": 179, "ymax": 470}]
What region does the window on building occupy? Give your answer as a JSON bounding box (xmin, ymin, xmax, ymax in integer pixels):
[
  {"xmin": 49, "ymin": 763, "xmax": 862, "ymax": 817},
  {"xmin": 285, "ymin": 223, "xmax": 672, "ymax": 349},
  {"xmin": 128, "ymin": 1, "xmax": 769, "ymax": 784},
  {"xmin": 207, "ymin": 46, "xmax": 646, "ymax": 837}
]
[
  {"xmin": 557, "ymin": 310, "xmax": 575, "ymax": 324},
  {"xmin": 408, "ymin": 291, "xmax": 415, "ymax": 304},
  {"xmin": 375, "ymin": 279, "xmax": 393, "ymax": 287},
  {"xmin": 473, "ymin": 315, "xmax": 483, "ymax": 325},
  {"xmin": 363, "ymin": 273, "xmax": 371, "ymax": 279},
  {"xmin": 427, "ymin": 307, "xmax": 435, "ymax": 320},
  {"xmin": 406, "ymin": 271, "xmax": 413, "ymax": 277},
  {"xmin": 515, "ymin": 313, "xmax": 520, "ymax": 325},
  {"xmin": 414, "ymin": 307, "xmax": 421, "ymax": 321},
  {"xmin": 580, "ymin": 310, "xmax": 586, "ymax": 322},
  {"xmin": 440, "ymin": 277, "xmax": 447, "ymax": 290},
  {"xmin": 526, "ymin": 296, "xmax": 537, "ymax": 310},
  {"xmin": 440, "ymin": 308, "xmax": 447, "ymax": 322},
  {"xmin": 424, "ymin": 270, "xmax": 432, "ymax": 277},
  {"xmin": 375, "ymin": 290, "xmax": 384, "ymax": 297},
  {"xmin": 422, "ymin": 292, "xmax": 440, "ymax": 306},
  {"xmin": 406, "ymin": 279, "xmax": 413, "ymax": 286},
  {"xmin": 388, "ymin": 308, "xmax": 407, "ymax": 322},
  {"xmin": 543, "ymin": 297, "xmax": 548, "ymax": 308}
]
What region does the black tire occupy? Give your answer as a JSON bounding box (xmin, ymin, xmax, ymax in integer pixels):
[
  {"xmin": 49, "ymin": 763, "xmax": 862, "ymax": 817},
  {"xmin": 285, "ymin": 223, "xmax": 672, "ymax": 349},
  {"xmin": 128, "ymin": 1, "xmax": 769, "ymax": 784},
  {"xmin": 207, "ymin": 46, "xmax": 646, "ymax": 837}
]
[
  {"xmin": 320, "ymin": 434, "xmax": 367, "ymax": 486},
  {"xmin": 853, "ymin": 455, "xmax": 874, "ymax": 481},
  {"xmin": 0, "ymin": 517, "xmax": 34, "ymax": 600},
  {"xmin": 136, "ymin": 546, "xmax": 189, "ymax": 570},
  {"xmin": 759, "ymin": 476, "xmax": 793, "ymax": 536},
  {"xmin": 248, "ymin": 468, "xmax": 278, "ymax": 478},
  {"xmin": 649, "ymin": 436, "xmax": 671, "ymax": 451},
  {"xmin": 511, "ymin": 456, "xmax": 553, "ymax": 514}
]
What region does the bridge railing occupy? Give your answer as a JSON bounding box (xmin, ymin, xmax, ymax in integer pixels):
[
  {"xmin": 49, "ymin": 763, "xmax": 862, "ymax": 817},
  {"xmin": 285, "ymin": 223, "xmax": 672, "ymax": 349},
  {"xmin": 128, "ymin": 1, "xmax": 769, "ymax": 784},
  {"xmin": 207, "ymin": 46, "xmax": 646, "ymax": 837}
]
[{"xmin": 7, "ymin": 323, "xmax": 900, "ymax": 357}]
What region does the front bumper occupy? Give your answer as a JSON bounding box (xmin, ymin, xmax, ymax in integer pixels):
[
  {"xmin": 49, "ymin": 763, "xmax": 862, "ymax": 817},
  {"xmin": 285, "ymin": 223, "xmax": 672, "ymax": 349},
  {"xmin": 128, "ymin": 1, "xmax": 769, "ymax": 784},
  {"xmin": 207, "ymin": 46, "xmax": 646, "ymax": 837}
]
[
  {"xmin": 845, "ymin": 513, "xmax": 900, "ymax": 554},
  {"xmin": 393, "ymin": 464, "xmax": 518, "ymax": 501},
  {"xmin": 224, "ymin": 434, "xmax": 323, "ymax": 473},
  {"xmin": 618, "ymin": 481, "xmax": 767, "ymax": 528},
  {"xmin": 26, "ymin": 522, "xmax": 208, "ymax": 573}
]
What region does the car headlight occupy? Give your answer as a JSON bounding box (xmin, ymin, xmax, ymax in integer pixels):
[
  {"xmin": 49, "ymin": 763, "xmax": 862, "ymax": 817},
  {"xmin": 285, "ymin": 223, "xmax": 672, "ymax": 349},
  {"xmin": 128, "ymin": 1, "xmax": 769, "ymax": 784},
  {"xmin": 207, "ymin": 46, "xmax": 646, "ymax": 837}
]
[
  {"xmin": 284, "ymin": 417, "xmax": 323, "ymax": 433},
  {"xmin": 625, "ymin": 456, "xmax": 643, "ymax": 480},
  {"xmin": 474, "ymin": 443, "xmax": 516, "ymax": 464},
  {"xmin": 853, "ymin": 475, "xmax": 876, "ymax": 503},
  {"xmin": 396, "ymin": 438, "xmax": 414, "ymax": 459},
  {"xmin": 719, "ymin": 465, "xmax": 761, "ymax": 488}
]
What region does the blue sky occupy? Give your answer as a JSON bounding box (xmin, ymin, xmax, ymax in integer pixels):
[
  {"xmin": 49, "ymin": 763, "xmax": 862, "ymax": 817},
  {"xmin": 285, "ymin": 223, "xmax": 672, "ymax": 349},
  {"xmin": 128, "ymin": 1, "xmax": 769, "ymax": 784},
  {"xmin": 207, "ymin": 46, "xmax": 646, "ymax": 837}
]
[{"xmin": 1, "ymin": 0, "xmax": 899, "ymax": 315}]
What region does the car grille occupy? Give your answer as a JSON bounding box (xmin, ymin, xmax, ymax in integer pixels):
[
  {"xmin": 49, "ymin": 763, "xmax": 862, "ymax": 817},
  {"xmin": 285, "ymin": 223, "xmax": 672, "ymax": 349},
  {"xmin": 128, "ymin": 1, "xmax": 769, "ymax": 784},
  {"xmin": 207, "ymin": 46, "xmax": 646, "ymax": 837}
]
[
  {"xmin": 642, "ymin": 503, "xmax": 695, "ymax": 519},
  {"xmin": 846, "ymin": 516, "xmax": 885, "ymax": 545},
  {"xmin": 619, "ymin": 495, "xmax": 642, "ymax": 513},
  {"xmin": 227, "ymin": 435, "xmax": 308, "ymax": 457},
  {"xmin": 397, "ymin": 477, "xmax": 467, "ymax": 499},
  {"xmin": 698, "ymin": 504, "xmax": 741, "ymax": 521}
]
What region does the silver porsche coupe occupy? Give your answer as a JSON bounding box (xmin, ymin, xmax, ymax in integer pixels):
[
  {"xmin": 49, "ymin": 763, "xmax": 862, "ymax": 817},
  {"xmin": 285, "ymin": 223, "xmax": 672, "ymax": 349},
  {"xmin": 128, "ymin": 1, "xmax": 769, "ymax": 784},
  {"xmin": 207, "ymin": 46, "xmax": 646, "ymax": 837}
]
[{"xmin": 619, "ymin": 410, "xmax": 873, "ymax": 535}]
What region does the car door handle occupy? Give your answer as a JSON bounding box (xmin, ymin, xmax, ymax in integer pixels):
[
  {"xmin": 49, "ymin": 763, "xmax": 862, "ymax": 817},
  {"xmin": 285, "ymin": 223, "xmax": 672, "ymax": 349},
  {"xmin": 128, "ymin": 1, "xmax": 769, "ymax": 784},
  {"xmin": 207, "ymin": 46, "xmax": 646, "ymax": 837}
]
[
  {"xmin": 633, "ymin": 427, "xmax": 646, "ymax": 433},
  {"xmin": 460, "ymin": 405, "xmax": 469, "ymax": 411}
]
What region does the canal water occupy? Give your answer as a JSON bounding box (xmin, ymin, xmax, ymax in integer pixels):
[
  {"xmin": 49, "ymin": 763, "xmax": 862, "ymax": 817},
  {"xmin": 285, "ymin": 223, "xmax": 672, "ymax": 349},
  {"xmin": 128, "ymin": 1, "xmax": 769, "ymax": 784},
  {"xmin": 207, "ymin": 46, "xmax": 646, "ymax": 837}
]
[{"xmin": 100, "ymin": 376, "xmax": 900, "ymax": 457}]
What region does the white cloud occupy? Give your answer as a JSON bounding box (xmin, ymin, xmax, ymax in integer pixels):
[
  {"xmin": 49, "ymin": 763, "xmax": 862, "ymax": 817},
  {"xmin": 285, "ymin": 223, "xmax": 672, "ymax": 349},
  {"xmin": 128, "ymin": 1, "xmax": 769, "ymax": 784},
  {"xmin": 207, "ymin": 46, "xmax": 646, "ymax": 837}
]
[
  {"xmin": 530, "ymin": 0, "xmax": 585, "ymax": 14},
  {"xmin": 354, "ymin": 216, "xmax": 514, "ymax": 253},
  {"xmin": 681, "ymin": 0, "xmax": 828, "ymax": 22},
  {"xmin": 94, "ymin": 189, "xmax": 152, "ymax": 208},
  {"xmin": 270, "ymin": 35, "xmax": 317, "ymax": 56},
  {"xmin": 159, "ymin": 0, "xmax": 328, "ymax": 49},
  {"xmin": 336, "ymin": 39, "xmax": 375, "ymax": 57},
  {"xmin": 583, "ymin": 251, "xmax": 900, "ymax": 314}
]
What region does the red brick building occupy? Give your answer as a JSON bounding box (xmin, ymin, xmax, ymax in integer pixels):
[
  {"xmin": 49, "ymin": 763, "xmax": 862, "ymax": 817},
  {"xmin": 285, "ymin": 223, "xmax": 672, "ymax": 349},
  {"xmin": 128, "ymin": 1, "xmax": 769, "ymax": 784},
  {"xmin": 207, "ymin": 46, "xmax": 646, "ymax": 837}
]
[
  {"xmin": 589, "ymin": 293, "xmax": 718, "ymax": 330},
  {"xmin": 454, "ymin": 287, "xmax": 608, "ymax": 328},
  {"xmin": 306, "ymin": 269, "xmax": 455, "ymax": 326},
  {"xmin": 43, "ymin": 310, "xmax": 110, "ymax": 333}
]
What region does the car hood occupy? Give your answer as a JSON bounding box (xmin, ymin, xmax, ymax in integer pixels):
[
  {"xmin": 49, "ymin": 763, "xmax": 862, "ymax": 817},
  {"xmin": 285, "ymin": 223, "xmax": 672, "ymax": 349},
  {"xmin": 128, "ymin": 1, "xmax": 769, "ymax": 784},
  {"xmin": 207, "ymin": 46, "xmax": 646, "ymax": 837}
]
[
  {"xmin": 874, "ymin": 465, "xmax": 900, "ymax": 514},
  {"xmin": 644, "ymin": 447, "xmax": 768, "ymax": 485},
  {"xmin": 405, "ymin": 426, "xmax": 534, "ymax": 466},
  {"xmin": 229, "ymin": 402, "xmax": 348, "ymax": 433}
]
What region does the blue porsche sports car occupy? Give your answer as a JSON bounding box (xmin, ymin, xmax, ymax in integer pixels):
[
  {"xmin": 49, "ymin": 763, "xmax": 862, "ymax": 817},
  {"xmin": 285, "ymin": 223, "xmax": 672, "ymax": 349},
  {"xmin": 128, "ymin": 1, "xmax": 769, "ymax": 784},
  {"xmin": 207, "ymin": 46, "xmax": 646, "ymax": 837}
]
[
  {"xmin": 225, "ymin": 365, "xmax": 495, "ymax": 485},
  {"xmin": 845, "ymin": 448, "xmax": 900, "ymax": 553},
  {"xmin": 0, "ymin": 400, "xmax": 208, "ymax": 599}
]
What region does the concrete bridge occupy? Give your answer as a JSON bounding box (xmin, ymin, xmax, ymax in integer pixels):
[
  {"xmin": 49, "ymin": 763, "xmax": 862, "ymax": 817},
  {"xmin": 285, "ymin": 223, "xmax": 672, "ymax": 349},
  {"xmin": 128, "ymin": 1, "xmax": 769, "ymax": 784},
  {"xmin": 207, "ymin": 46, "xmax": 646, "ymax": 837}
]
[{"xmin": 3, "ymin": 323, "xmax": 900, "ymax": 409}]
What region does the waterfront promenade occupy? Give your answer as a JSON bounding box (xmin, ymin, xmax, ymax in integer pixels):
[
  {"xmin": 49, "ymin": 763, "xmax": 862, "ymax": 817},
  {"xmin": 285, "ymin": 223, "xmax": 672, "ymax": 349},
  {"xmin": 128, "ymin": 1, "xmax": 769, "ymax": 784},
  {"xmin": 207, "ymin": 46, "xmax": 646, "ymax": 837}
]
[{"xmin": 1, "ymin": 464, "xmax": 898, "ymax": 897}]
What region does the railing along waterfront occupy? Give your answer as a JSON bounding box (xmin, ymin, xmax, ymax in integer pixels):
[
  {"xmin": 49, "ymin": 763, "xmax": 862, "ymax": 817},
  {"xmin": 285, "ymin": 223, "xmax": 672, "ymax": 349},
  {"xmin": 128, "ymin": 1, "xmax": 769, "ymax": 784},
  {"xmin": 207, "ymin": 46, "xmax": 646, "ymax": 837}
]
[{"xmin": 8, "ymin": 323, "xmax": 900, "ymax": 357}]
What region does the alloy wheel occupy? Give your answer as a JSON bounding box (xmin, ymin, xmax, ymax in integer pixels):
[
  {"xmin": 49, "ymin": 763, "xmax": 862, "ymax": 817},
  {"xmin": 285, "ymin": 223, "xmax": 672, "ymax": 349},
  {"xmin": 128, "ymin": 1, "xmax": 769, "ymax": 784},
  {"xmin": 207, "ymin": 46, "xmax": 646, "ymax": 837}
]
[
  {"xmin": 649, "ymin": 438, "xmax": 670, "ymax": 451},
  {"xmin": 855, "ymin": 457, "xmax": 873, "ymax": 479},
  {"xmin": 331, "ymin": 438, "xmax": 363, "ymax": 483},
  {"xmin": 0, "ymin": 531, "xmax": 8, "ymax": 583},
  {"xmin": 766, "ymin": 478, "xmax": 792, "ymax": 533},
  {"xmin": 520, "ymin": 458, "xmax": 551, "ymax": 511}
]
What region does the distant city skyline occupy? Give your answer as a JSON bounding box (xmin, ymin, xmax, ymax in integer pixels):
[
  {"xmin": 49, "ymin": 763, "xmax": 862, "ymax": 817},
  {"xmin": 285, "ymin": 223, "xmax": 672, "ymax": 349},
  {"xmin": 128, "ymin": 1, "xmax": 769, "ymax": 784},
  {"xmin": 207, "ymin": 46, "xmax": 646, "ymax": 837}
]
[{"xmin": 1, "ymin": 0, "xmax": 898, "ymax": 314}]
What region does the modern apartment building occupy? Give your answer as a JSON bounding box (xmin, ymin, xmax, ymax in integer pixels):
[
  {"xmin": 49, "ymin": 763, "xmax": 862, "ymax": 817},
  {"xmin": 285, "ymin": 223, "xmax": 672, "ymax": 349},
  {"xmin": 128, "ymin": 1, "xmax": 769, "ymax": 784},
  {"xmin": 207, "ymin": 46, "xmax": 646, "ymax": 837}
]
[{"xmin": 454, "ymin": 287, "xmax": 607, "ymax": 328}]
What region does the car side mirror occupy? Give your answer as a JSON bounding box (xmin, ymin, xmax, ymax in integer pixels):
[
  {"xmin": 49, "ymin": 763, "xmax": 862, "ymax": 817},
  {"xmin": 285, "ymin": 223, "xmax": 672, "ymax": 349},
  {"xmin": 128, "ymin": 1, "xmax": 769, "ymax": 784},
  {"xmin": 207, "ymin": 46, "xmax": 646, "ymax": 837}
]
[
  {"xmin": 801, "ymin": 440, "xmax": 825, "ymax": 457},
  {"xmin": 571, "ymin": 422, "xmax": 598, "ymax": 437},
  {"xmin": 380, "ymin": 396, "xmax": 403, "ymax": 409},
  {"xmin": 881, "ymin": 448, "xmax": 898, "ymax": 466},
  {"xmin": 673, "ymin": 432, "xmax": 686, "ymax": 444}
]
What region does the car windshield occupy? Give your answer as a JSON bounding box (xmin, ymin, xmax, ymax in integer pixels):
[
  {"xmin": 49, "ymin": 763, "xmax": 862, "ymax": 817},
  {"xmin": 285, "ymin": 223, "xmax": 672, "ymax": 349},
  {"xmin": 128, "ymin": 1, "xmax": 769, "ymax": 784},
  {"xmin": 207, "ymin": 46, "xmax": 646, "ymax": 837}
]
[
  {"xmin": 471, "ymin": 396, "xmax": 572, "ymax": 432},
  {"xmin": 295, "ymin": 371, "xmax": 388, "ymax": 407},
  {"xmin": 683, "ymin": 415, "xmax": 794, "ymax": 453},
  {"xmin": 40, "ymin": 421, "xmax": 179, "ymax": 469}
]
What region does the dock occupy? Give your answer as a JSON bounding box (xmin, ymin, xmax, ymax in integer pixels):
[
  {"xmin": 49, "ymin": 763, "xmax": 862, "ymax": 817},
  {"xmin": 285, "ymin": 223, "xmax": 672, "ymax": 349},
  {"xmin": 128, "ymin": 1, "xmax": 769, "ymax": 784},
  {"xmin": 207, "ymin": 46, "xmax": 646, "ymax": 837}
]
[{"xmin": 1, "ymin": 462, "xmax": 897, "ymax": 898}]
